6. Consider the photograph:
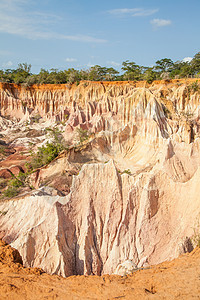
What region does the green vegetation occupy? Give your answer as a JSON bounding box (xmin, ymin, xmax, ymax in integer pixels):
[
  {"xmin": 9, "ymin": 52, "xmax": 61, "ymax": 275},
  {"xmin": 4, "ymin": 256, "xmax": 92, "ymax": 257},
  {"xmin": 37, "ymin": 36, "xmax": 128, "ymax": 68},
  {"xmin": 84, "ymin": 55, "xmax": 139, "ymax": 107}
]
[
  {"xmin": 0, "ymin": 52, "xmax": 200, "ymax": 85},
  {"xmin": 2, "ymin": 186, "xmax": 20, "ymax": 198},
  {"xmin": 118, "ymin": 169, "xmax": 132, "ymax": 175},
  {"xmin": 122, "ymin": 169, "xmax": 132, "ymax": 175},
  {"xmin": 187, "ymin": 81, "xmax": 200, "ymax": 94},
  {"xmin": 28, "ymin": 128, "xmax": 68, "ymax": 170},
  {"xmin": 0, "ymin": 145, "xmax": 5, "ymax": 155},
  {"xmin": 0, "ymin": 128, "xmax": 69, "ymax": 199},
  {"xmin": 76, "ymin": 128, "xmax": 90, "ymax": 144},
  {"xmin": 0, "ymin": 178, "xmax": 7, "ymax": 189},
  {"xmin": 0, "ymin": 171, "xmax": 30, "ymax": 199},
  {"xmin": 28, "ymin": 142, "xmax": 62, "ymax": 169},
  {"xmin": 31, "ymin": 114, "xmax": 41, "ymax": 124}
]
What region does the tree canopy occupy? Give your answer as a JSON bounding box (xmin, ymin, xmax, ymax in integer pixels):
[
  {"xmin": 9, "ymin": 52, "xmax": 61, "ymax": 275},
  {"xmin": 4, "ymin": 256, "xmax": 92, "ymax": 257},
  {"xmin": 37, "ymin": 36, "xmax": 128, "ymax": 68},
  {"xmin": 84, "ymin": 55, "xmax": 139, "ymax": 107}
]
[{"xmin": 0, "ymin": 52, "xmax": 200, "ymax": 85}]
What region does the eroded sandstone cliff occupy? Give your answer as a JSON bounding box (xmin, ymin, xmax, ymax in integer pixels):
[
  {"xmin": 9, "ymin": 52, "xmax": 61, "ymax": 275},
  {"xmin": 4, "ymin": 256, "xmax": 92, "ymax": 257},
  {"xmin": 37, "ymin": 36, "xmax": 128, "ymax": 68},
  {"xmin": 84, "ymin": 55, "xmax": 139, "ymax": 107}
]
[{"xmin": 0, "ymin": 79, "xmax": 200, "ymax": 276}]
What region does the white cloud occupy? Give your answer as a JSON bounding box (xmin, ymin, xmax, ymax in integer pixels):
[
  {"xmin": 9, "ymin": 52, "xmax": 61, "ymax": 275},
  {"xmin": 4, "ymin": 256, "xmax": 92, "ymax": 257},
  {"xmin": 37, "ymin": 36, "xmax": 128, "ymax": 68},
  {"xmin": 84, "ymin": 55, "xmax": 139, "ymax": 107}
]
[
  {"xmin": 65, "ymin": 58, "xmax": 77, "ymax": 63},
  {"xmin": 108, "ymin": 8, "xmax": 158, "ymax": 17},
  {"xmin": 2, "ymin": 61, "xmax": 13, "ymax": 68},
  {"xmin": 0, "ymin": 0, "xmax": 106, "ymax": 43},
  {"xmin": 107, "ymin": 61, "xmax": 121, "ymax": 67},
  {"xmin": 182, "ymin": 57, "xmax": 193, "ymax": 63},
  {"xmin": 61, "ymin": 35, "xmax": 106, "ymax": 43},
  {"xmin": 151, "ymin": 18, "xmax": 172, "ymax": 28}
]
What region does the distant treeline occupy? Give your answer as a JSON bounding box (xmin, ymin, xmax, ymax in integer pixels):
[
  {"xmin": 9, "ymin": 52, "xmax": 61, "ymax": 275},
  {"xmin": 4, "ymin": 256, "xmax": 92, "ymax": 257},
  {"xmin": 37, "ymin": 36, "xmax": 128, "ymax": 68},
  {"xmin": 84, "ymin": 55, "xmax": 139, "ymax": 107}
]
[{"xmin": 0, "ymin": 52, "xmax": 200, "ymax": 85}]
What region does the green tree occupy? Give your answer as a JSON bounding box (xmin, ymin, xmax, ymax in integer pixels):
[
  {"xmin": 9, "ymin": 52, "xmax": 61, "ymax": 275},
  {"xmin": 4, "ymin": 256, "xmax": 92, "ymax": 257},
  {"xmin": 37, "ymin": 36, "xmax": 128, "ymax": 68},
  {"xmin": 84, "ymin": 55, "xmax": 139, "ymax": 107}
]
[
  {"xmin": 104, "ymin": 67, "xmax": 119, "ymax": 80},
  {"xmin": 121, "ymin": 61, "xmax": 142, "ymax": 80},
  {"xmin": 37, "ymin": 69, "xmax": 49, "ymax": 84},
  {"xmin": 143, "ymin": 67, "xmax": 157, "ymax": 83},
  {"xmin": 64, "ymin": 68, "xmax": 81, "ymax": 83},
  {"xmin": 154, "ymin": 58, "xmax": 174, "ymax": 73},
  {"xmin": 191, "ymin": 52, "xmax": 200, "ymax": 75},
  {"xmin": 88, "ymin": 65, "xmax": 106, "ymax": 81},
  {"xmin": 13, "ymin": 63, "xmax": 32, "ymax": 84}
]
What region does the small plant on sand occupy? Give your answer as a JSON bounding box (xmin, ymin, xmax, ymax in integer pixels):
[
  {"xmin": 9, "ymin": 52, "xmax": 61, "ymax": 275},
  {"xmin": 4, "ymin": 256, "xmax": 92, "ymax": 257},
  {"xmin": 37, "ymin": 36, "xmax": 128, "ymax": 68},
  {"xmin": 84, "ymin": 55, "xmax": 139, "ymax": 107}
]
[{"xmin": 122, "ymin": 169, "xmax": 131, "ymax": 175}]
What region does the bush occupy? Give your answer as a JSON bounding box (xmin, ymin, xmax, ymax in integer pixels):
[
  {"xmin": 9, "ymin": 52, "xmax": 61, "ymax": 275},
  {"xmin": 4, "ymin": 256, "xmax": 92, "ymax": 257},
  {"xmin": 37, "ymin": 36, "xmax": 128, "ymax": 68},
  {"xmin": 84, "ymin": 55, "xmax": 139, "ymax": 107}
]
[
  {"xmin": 0, "ymin": 178, "xmax": 7, "ymax": 189},
  {"xmin": 9, "ymin": 178, "xmax": 23, "ymax": 188},
  {"xmin": 0, "ymin": 171, "xmax": 32, "ymax": 199},
  {"xmin": 31, "ymin": 114, "xmax": 41, "ymax": 124},
  {"xmin": 122, "ymin": 169, "xmax": 131, "ymax": 175},
  {"xmin": 118, "ymin": 169, "xmax": 132, "ymax": 175},
  {"xmin": 28, "ymin": 128, "xmax": 67, "ymax": 170},
  {"xmin": 28, "ymin": 142, "xmax": 60, "ymax": 169},
  {"xmin": 190, "ymin": 81, "xmax": 200, "ymax": 93},
  {"xmin": 2, "ymin": 186, "xmax": 19, "ymax": 198},
  {"xmin": 76, "ymin": 128, "xmax": 90, "ymax": 144},
  {"xmin": 0, "ymin": 145, "xmax": 6, "ymax": 155},
  {"xmin": 187, "ymin": 81, "xmax": 200, "ymax": 96}
]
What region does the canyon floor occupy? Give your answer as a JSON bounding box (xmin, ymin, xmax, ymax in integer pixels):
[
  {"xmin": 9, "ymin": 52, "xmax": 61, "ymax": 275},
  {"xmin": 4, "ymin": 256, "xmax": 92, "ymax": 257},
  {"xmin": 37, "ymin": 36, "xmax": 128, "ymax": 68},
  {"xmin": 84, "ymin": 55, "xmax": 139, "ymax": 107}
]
[{"xmin": 0, "ymin": 240, "xmax": 200, "ymax": 300}]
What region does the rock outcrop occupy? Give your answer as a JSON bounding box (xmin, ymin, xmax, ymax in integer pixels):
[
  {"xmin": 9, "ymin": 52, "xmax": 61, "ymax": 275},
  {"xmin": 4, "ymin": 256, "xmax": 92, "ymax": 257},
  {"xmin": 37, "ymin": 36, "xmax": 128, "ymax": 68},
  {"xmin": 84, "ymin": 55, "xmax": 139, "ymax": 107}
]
[
  {"xmin": 0, "ymin": 80, "xmax": 200, "ymax": 277},
  {"xmin": 0, "ymin": 159, "xmax": 200, "ymax": 276}
]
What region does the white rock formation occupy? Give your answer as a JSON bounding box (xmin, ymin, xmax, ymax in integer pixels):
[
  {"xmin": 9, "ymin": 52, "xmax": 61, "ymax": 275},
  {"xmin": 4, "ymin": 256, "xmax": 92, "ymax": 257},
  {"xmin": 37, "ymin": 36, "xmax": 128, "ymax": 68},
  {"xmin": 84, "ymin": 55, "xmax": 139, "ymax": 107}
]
[
  {"xmin": 1, "ymin": 158, "xmax": 200, "ymax": 276},
  {"xmin": 0, "ymin": 81, "xmax": 200, "ymax": 277}
]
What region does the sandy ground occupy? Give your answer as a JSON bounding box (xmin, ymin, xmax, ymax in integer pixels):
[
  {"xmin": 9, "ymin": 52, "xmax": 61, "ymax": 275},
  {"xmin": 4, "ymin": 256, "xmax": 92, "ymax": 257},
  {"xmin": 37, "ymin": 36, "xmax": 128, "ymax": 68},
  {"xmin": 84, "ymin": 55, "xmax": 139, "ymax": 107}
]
[{"xmin": 0, "ymin": 240, "xmax": 200, "ymax": 300}]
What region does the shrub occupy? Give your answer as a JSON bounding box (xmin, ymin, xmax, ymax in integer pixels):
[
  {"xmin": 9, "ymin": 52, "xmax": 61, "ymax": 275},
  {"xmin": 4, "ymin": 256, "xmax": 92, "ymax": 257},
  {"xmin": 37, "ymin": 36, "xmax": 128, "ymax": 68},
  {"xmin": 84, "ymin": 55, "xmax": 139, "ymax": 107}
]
[
  {"xmin": 0, "ymin": 145, "xmax": 5, "ymax": 155},
  {"xmin": 118, "ymin": 169, "xmax": 132, "ymax": 175},
  {"xmin": 9, "ymin": 178, "xmax": 23, "ymax": 188},
  {"xmin": 122, "ymin": 169, "xmax": 131, "ymax": 175},
  {"xmin": 31, "ymin": 114, "xmax": 41, "ymax": 124},
  {"xmin": 64, "ymin": 114, "xmax": 69, "ymax": 121},
  {"xmin": 0, "ymin": 178, "xmax": 7, "ymax": 189},
  {"xmin": 190, "ymin": 81, "xmax": 200, "ymax": 93},
  {"xmin": 187, "ymin": 81, "xmax": 200, "ymax": 96},
  {"xmin": 2, "ymin": 186, "xmax": 19, "ymax": 198},
  {"xmin": 76, "ymin": 128, "xmax": 89, "ymax": 144},
  {"xmin": 28, "ymin": 128, "xmax": 68, "ymax": 170},
  {"xmin": 28, "ymin": 142, "xmax": 60, "ymax": 169},
  {"xmin": 0, "ymin": 171, "xmax": 32, "ymax": 199}
]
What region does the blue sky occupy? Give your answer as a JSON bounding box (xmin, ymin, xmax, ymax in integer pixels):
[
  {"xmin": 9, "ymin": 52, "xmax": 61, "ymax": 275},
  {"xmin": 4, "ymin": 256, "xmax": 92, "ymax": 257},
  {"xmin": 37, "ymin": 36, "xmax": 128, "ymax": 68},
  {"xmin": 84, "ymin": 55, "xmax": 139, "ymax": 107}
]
[{"xmin": 0, "ymin": 0, "xmax": 200, "ymax": 73}]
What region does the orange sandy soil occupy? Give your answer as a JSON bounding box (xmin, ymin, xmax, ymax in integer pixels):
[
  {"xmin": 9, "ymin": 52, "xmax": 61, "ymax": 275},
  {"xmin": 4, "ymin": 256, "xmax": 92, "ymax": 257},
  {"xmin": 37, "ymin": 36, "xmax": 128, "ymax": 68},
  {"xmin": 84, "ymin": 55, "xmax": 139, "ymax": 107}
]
[
  {"xmin": 0, "ymin": 240, "xmax": 200, "ymax": 299},
  {"xmin": 0, "ymin": 78, "xmax": 200, "ymax": 92}
]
